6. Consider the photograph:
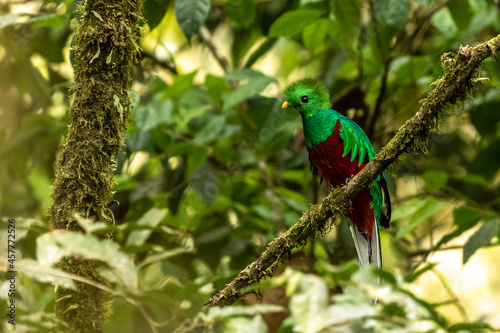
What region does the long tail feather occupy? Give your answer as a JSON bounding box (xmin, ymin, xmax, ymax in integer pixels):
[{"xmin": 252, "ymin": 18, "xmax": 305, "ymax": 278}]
[
  {"xmin": 347, "ymin": 217, "xmax": 382, "ymax": 304},
  {"xmin": 346, "ymin": 218, "xmax": 382, "ymax": 268},
  {"xmin": 371, "ymin": 220, "xmax": 382, "ymax": 269},
  {"xmin": 347, "ymin": 217, "xmax": 370, "ymax": 266}
]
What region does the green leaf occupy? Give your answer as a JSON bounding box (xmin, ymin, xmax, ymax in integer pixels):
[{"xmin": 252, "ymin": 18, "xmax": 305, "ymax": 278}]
[
  {"xmin": 275, "ymin": 187, "xmax": 309, "ymax": 212},
  {"xmin": 373, "ymin": 0, "xmax": 409, "ymax": 28},
  {"xmin": 18, "ymin": 260, "xmax": 76, "ymax": 290},
  {"xmin": 289, "ymin": 274, "xmax": 328, "ymax": 333},
  {"xmin": 188, "ymin": 162, "xmax": 217, "ymax": 206},
  {"xmin": 405, "ymin": 263, "xmax": 437, "ymax": 283},
  {"xmin": 280, "ymin": 169, "xmax": 309, "ymax": 184},
  {"xmin": 196, "ymin": 225, "xmax": 231, "ymax": 244},
  {"xmin": 163, "ymin": 71, "xmax": 197, "ymax": 98},
  {"xmin": 332, "ymin": 0, "xmax": 360, "ymax": 45},
  {"xmin": 469, "ymin": 139, "xmax": 500, "ymax": 180},
  {"xmin": 244, "ymin": 38, "xmax": 277, "ymax": 68},
  {"xmin": 31, "ymin": 14, "xmax": 66, "ymax": 28},
  {"xmin": 326, "ymin": 300, "xmax": 376, "ymax": 326},
  {"xmin": 176, "ymin": 89, "xmax": 214, "ymax": 131},
  {"xmin": 63, "ymin": 304, "xmax": 79, "ymax": 314},
  {"xmin": 455, "ymin": 173, "xmax": 489, "ymax": 187},
  {"xmin": 469, "ymin": 101, "xmax": 500, "ymax": 135},
  {"xmin": 463, "ymin": 219, "xmax": 500, "ymax": 264},
  {"xmin": 224, "ymin": 68, "xmax": 268, "ymax": 81},
  {"xmin": 134, "ymin": 95, "xmax": 173, "ymax": 132},
  {"xmin": 144, "ymin": 0, "xmax": 172, "ymax": 30},
  {"xmin": 396, "ymin": 199, "xmax": 445, "ymax": 239},
  {"xmin": 90, "ymin": 43, "xmax": 100, "ymax": 64},
  {"xmin": 302, "ymin": 19, "xmax": 328, "ymax": 52},
  {"xmin": 187, "ymin": 146, "xmax": 210, "ymax": 171},
  {"xmin": 225, "ymin": 0, "xmax": 256, "ymax": 28},
  {"xmin": 252, "ymin": 204, "xmax": 272, "ymax": 221},
  {"xmin": 194, "ymin": 115, "xmax": 226, "ymax": 144},
  {"xmin": 248, "ymin": 315, "xmax": 268, "ymax": 333},
  {"xmin": 113, "ymin": 94, "xmax": 124, "ymax": 121},
  {"xmin": 406, "ymin": 293, "xmax": 448, "ymax": 328},
  {"xmin": 268, "ymin": 9, "xmax": 323, "ymax": 38},
  {"xmin": 422, "ymin": 170, "xmax": 448, "ymax": 192},
  {"xmin": 114, "ymin": 175, "xmax": 139, "ymax": 192},
  {"xmin": 368, "ymin": 1, "xmax": 408, "ymax": 58},
  {"xmin": 0, "ymin": 14, "xmax": 20, "ymax": 30},
  {"xmin": 209, "ymin": 304, "xmax": 285, "ymax": 318},
  {"xmin": 138, "ymin": 247, "xmax": 195, "ymax": 269},
  {"xmin": 467, "ymin": 4, "xmax": 500, "ymax": 36},
  {"xmin": 126, "ymin": 208, "xmax": 168, "ymax": 246},
  {"xmin": 447, "ymin": 0, "xmax": 473, "ymax": 31},
  {"xmin": 174, "ymin": 0, "xmax": 211, "ymax": 39},
  {"xmin": 37, "ymin": 231, "xmax": 138, "ymax": 293},
  {"xmin": 224, "ymin": 315, "xmax": 269, "ymax": 333},
  {"xmin": 255, "ymin": 100, "xmax": 295, "ymax": 156},
  {"xmin": 390, "ymin": 198, "xmax": 428, "ymax": 221},
  {"xmin": 91, "ymin": 10, "xmax": 103, "ymax": 22},
  {"xmin": 435, "ymin": 207, "xmax": 481, "ymax": 249},
  {"xmin": 0, "ymin": 13, "xmax": 65, "ymax": 30},
  {"xmin": 223, "ymin": 69, "xmax": 275, "ymax": 112},
  {"xmin": 454, "ymin": 207, "xmax": 481, "ymax": 228},
  {"xmin": 469, "ymin": 91, "xmax": 500, "ymax": 136},
  {"xmin": 75, "ymin": 215, "xmax": 115, "ymax": 235},
  {"xmin": 431, "ymin": 8, "xmax": 457, "ymax": 38},
  {"xmin": 152, "ymin": 74, "xmax": 169, "ymax": 93},
  {"xmin": 374, "ymin": 269, "xmax": 398, "ymax": 285},
  {"xmin": 28, "ymin": 166, "xmax": 52, "ymax": 211},
  {"xmin": 390, "ymin": 56, "xmax": 431, "ymax": 87},
  {"xmin": 448, "ymin": 322, "xmax": 494, "ymax": 332},
  {"xmin": 205, "ymin": 74, "xmax": 231, "ymax": 102}
]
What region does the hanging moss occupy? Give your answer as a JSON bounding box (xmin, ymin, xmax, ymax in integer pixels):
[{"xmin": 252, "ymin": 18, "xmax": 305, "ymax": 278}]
[{"xmin": 48, "ymin": 0, "xmax": 142, "ymax": 331}]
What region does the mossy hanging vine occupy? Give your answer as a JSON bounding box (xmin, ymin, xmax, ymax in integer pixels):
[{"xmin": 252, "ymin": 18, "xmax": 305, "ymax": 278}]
[{"xmin": 48, "ymin": 0, "xmax": 142, "ymax": 332}]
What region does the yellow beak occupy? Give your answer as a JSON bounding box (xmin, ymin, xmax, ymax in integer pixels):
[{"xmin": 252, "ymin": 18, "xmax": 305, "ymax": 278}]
[{"xmin": 282, "ymin": 101, "xmax": 290, "ymax": 108}]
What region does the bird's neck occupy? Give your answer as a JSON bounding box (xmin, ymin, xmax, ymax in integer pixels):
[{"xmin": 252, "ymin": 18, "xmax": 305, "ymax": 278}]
[{"xmin": 302, "ymin": 109, "xmax": 341, "ymax": 148}]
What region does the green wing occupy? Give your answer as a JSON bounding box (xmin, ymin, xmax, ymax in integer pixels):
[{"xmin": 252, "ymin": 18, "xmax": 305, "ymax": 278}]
[
  {"xmin": 338, "ymin": 115, "xmax": 391, "ymax": 229},
  {"xmin": 338, "ymin": 117, "xmax": 376, "ymax": 167}
]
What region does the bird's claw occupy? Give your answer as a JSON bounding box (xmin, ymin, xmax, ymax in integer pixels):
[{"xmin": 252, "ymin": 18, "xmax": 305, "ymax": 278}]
[
  {"xmin": 345, "ymin": 174, "xmax": 355, "ymax": 184},
  {"xmin": 322, "ymin": 194, "xmax": 331, "ymax": 205}
]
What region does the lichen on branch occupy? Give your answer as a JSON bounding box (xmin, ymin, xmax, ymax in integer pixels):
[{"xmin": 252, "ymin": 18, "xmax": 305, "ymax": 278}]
[{"xmin": 206, "ymin": 34, "xmax": 500, "ymax": 308}]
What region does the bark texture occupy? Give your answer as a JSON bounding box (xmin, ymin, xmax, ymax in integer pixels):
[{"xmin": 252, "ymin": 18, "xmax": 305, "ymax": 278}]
[{"xmin": 48, "ymin": 0, "xmax": 141, "ymax": 331}]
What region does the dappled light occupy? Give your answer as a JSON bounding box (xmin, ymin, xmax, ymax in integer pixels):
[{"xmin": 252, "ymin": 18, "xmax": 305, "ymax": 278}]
[{"xmin": 1, "ymin": 0, "xmax": 500, "ymax": 332}]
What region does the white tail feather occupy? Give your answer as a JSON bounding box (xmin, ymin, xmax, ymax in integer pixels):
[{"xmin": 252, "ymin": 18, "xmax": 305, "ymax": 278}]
[
  {"xmin": 371, "ymin": 220, "xmax": 382, "ymax": 268},
  {"xmin": 346, "ymin": 217, "xmax": 382, "ymax": 268},
  {"xmin": 347, "ymin": 218, "xmax": 369, "ymax": 266},
  {"xmin": 347, "ymin": 217, "xmax": 382, "ymax": 304}
]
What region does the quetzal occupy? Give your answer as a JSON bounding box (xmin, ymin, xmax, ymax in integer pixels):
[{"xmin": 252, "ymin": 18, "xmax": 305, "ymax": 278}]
[{"xmin": 282, "ymin": 78, "xmax": 391, "ymax": 268}]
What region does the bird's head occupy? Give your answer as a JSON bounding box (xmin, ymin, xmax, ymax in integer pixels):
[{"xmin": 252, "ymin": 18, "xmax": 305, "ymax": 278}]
[{"xmin": 282, "ymin": 78, "xmax": 331, "ymax": 117}]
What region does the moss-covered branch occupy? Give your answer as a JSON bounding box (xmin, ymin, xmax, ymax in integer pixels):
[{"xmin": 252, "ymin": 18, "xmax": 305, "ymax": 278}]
[
  {"xmin": 48, "ymin": 0, "xmax": 141, "ymax": 331},
  {"xmin": 206, "ymin": 34, "xmax": 500, "ymax": 308}
]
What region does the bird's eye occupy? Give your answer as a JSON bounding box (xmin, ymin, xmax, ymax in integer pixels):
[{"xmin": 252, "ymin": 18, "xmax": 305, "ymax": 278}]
[{"xmin": 301, "ymin": 96, "xmax": 309, "ymax": 103}]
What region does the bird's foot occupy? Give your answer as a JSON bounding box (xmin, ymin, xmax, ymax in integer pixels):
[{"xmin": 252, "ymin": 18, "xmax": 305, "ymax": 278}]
[
  {"xmin": 322, "ymin": 194, "xmax": 331, "ymax": 205},
  {"xmin": 345, "ymin": 174, "xmax": 356, "ymax": 184}
]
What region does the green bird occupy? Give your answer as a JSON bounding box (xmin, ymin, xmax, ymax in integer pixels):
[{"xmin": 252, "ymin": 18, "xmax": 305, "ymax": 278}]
[{"xmin": 283, "ymin": 78, "xmax": 391, "ymax": 268}]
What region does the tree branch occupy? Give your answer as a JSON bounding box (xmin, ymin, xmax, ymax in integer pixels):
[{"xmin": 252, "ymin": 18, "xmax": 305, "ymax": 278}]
[
  {"xmin": 200, "ymin": 25, "xmax": 230, "ymax": 73},
  {"xmin": 205, "ymin": 34, "xmax": 500, "ymax": 308},
  {"xmin": 368, "ymin": 60, "xmax": 390, "ymax": 138}
]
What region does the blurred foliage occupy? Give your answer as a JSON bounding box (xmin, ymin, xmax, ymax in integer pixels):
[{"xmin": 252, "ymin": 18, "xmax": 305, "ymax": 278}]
[{"xmin": 1, "ymin": 0, "xmax": 500, "ymax": 332}]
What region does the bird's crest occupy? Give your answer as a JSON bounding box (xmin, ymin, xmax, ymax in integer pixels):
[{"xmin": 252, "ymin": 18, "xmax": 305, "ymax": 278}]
[{"xmin": 283, "ymin": 78, "xmax": 331, "ymax": 116}]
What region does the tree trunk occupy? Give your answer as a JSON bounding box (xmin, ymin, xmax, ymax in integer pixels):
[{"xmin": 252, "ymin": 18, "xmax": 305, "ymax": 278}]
[{"xmin": 48, "ymin": 0, "xmax": 141, "ymax": 331}]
